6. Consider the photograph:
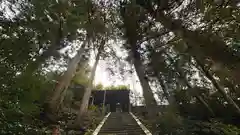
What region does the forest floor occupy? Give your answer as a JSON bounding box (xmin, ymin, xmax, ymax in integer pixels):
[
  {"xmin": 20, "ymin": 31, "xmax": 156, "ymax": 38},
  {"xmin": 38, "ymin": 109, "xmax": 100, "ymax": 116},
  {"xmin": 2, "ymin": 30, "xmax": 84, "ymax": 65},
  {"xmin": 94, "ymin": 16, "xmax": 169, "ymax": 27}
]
[{"xmin": 53, "ymin": 107, "xmax": 104, "ymax": 135}]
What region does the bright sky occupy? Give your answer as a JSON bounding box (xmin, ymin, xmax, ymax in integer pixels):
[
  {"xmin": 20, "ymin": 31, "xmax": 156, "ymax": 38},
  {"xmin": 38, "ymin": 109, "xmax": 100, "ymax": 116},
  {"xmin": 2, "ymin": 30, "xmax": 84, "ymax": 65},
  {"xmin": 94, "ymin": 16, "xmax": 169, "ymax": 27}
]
[
  {"xmin": 93, "ymin": 59, "xmax": 148, "ymax": 105},
  {"xmin": 94, "ymin": 60, "xmax": 142, "ymax": 91},
  {"xmin": 57, "ymin": 39, "xmax": 167, "ymax": 105},
  {"xmin": 54, "ymin": 41, "xmax": 207, "ymax": 106},
  {"xmin": 57, "ymin": 39, "xmax": 140, "ymax": 90},
  {"xmin": 88, "ymin": 40, "xmax": 144, "ymax": 96}
]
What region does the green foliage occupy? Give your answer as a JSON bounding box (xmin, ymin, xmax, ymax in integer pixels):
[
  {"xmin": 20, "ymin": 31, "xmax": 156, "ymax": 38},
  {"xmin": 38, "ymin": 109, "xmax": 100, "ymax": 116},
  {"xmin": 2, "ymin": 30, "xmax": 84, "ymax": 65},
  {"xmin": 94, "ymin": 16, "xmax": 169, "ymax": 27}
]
[
  {"xmin": 95, "ymin": 83, "xmax": 104, "ymax": 90},
  {"xmin": 155, "ymin": 110, "xmax": 185, "ymax": 135},
  {"xmin": 156, "ymin": 112, "xmax": 240, "ymax": 135},
  {"xmin": 81, "ymin": 105, "xmax": 102, "ymax": 135},
  {"xmin": 103, "ymin": 85, "xmax": 129, "ymax": 90},
  {"xmin": 70, "ymin": 64, "xmax": 91, "ymax": 102},
  {"xmin": 0, "ymin": 72, "xmax": 55, "ymax": 134},
  {"xmin": 88, "ymin": 105, "xmax": 99, "ymax": 112},
  {"xmin": 2, "ymin": 0, "xmax": 240, "ymax": 134},
  {"xmin": 189, "ymin": 120, "xmax": 240, "ymax": 135},
  {"xmin": 71, "ymin": 85, "xmax": 85, "ymax": 102},
  {"xmin": 94, "ymin": 83, "xmax": 129, "ymax": 90},
  {"xmin": 72, "ymin": 65, "xmax": 90, "ymax": 87}
]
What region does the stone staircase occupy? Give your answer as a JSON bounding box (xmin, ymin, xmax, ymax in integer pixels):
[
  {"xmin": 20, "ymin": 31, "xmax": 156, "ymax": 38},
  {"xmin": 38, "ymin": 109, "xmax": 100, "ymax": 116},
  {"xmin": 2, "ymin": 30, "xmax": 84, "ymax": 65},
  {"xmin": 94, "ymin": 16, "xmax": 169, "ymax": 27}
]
[{"xmin": 98, "ymin": 112, "xmax": 146, "ymax": 135}]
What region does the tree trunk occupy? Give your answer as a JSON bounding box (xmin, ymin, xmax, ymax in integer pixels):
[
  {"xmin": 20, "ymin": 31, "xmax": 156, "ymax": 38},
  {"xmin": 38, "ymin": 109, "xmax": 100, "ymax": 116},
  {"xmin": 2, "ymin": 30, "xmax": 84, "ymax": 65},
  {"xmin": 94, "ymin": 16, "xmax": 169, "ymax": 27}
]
[
  {"xmin": 132, "ymin": 48, "xmax": 157, "ymax": 117},
  {"xmin": 121, "ymin": 3, "xmax": 157, "ymax": 117},
  {"xmin": 47, "ymin": 40, "xmax": 87, "ymax": 113},
  {"xmin": 153, "ymin": 68, "xmax": 176, "ymax": 105},
  {"xmin": 158, "ymin": 75, "xmax": 176, "ymax": 105},
  {"xmin": 75, "ymin": 40, "xmax": 104, "ymax": 124},
  {"xmin": 146, "ymin": 9, "xmax": 240, "ymax": 84},
  {"xmin": 195, "ymin": 58, "xmax": 240, "ymax": 115},
  {"xmin": 148, "ymin": 43, "xmax": 176, "ymax": 105}
]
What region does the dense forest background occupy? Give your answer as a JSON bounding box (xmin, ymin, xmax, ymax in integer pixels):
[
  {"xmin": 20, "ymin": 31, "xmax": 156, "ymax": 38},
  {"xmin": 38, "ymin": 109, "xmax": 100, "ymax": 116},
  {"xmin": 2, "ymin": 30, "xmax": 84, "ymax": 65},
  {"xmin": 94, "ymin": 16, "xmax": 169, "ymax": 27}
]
[{"xmin": 1, "ymin": 0, "xmax": 240, "ymax": 134}]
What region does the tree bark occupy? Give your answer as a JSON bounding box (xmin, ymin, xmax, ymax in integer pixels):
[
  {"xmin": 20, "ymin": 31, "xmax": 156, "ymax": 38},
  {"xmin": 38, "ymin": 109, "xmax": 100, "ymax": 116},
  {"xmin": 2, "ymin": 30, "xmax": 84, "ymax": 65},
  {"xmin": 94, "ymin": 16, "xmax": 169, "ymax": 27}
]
[
  {"xmin": 47, "ymin": 40, "xmax": 87, "ymax": 113},
  {"xmin": 121, "ymin": 3, "xmax": 157, "ymax": 117},
  {"xmin": 132, "ymin": 48, "xmax": 157, "ymax": 117},
  {"xmin": 153, "ymin": 68, "xmax": 176, "ymax": 105},
  {"xmin": 75, "ymin": 40, "xmax": 105, "ymax": 124}
]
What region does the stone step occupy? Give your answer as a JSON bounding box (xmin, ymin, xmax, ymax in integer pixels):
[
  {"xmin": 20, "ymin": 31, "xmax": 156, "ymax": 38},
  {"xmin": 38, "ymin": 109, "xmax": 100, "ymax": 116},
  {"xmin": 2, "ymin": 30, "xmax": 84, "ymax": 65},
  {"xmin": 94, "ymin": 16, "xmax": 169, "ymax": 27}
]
[
  {"xmin": 98, "ymin": 133, "xmax": 145, "ymax": 135},
  {"xmin": 100, "ymin": 125, "xmax": 141, "ymax": 129},
  {"xmin": 100, "ymin": 126, "xmax": 142, "ymax": 130},
  {"xmin": 98, "ymin": 131, "xmax": 145, "ymax": 135},
  {"xmin": 99, "ymin": 129, "xmax": 145, "ymax": 135},
  {"xmin": 97, "ymin": 112, "xmax": 146, "ymax": 135},
  {"xmin": 100, "ymin": 127, "xmax": 143, "ymax": 131},
  {"xmin": 99, "ymin": 130, "xmax": 144, "ymax": 134}
]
